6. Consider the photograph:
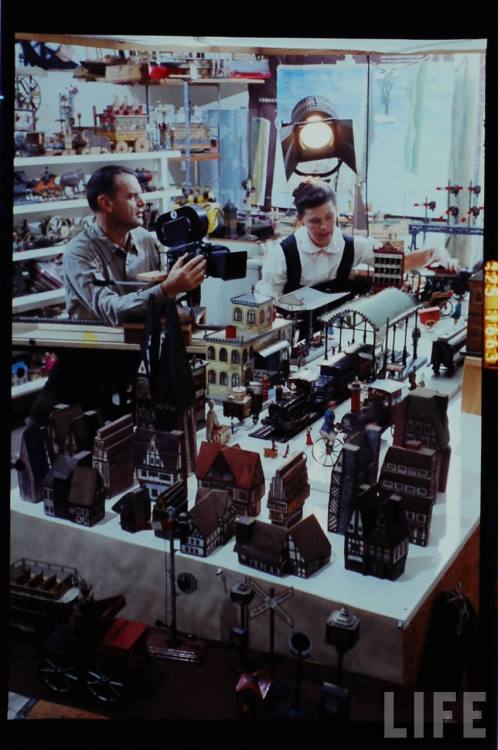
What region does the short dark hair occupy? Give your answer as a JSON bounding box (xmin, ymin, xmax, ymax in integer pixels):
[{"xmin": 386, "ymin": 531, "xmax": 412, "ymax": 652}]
[
  {"xmin": 85, "ymin": 165, "xmax": 137, "ymax": 212},
  {"xmin": 292, "ymin": 178, "xmax": 336, "ymax": 216}
]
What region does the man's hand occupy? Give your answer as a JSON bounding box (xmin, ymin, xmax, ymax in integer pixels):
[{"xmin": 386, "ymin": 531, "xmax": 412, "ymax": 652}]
[{"xmin": 160, "ymin": 253, "xmax": 207, "ymax": 297}]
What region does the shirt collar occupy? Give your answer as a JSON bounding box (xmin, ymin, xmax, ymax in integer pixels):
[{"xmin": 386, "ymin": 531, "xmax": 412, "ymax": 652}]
[
  {"xmin": 296, "ymin": 224, "xmax": 345, "ymax": 256},
  {"xmin": 89, "ymin": 218, "xmax": 138, "ymax": 256}
]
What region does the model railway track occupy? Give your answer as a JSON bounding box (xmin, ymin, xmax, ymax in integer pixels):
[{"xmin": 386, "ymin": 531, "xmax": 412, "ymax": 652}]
[{"xmin": 249, "ymin": 410, "xmax": 320, "ymax": 444}]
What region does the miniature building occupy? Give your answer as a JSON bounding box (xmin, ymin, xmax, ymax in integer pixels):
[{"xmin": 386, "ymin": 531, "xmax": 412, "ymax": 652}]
[
  {"xmin": 287, "ymin": 514, "xmax": 331, "ymax": 577},
  {"xmin": 47, "ymin": 403, "xmax": 84, "ymax": 457},
  {"xmin": 328, "ymin": 424, "xmax": 382, "ymax": 534},
  {"xmin": 195, "ymin": 441, "xmax": 265, "ymax": 516},
  {"xmin": 345, "ymin": 485, "xmax": 409, "ymax": 580},
  {"xmin": 17, "ymin": 424, "xmax": 51, "ymax": 503},
  {"xmin": 92, "ymin": 414, "xmax": 135, "ymax": 498},
  {"xmin": 67, "ymin": 465, "xmax": 106, "ymax": 527},
  {"xmin": 135, "ymin": 428, "xmax": 187, "ymax": 500},
  {"xmin": 112, "ymin": 487, "xmax": 151, "ymax": 533},
  {"xmin": 70, "ymin": 410, "xmax": 102, "ymax": 453},
  {"xmin": 190, "ymin": 358, "xmax": 207, "ymax": 429},
  {"xmin": 372, "ymin": 242, "xmax": 405, "ymax": 292},
  {"xmin": 467, "ymin": 269, "xmax": 483, "ymax": 355},
  {"xmin": 392, "ymin": 388, "xmax": 451, "ymax": 492},
  {"xmin": 42, "ymin": 451, "xmax": 92, "ymax": 518},
  {"xmin": 204, "ymin": 296, "xmax": 292, "ymax": 400},
  {"xmin": 267, "ymin": 452, "xmax": 310, "ymax": 527},
  {"xmin": 180, "ymin": 488, "xmax": 235, "ymax": 557},
  {"xmin": 152, "ymin": 480, "xmax": 188, "ymax": 540},
  {"xmin": 234, "ymin": 517, "xmax": 290, "ymax": 576},
  {"xmin": 378, "ymin": 441, "xmax": 438, "ymax": 546}
]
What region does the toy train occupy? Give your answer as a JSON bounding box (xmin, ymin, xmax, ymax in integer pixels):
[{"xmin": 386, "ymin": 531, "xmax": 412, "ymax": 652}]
[
  {"xmin": 431, "ymin": 323, "xmax": 467, "ymax": 375},
  {"xmin": 263, "ymin": 344, "xmax": 373, "ymax": 434}
]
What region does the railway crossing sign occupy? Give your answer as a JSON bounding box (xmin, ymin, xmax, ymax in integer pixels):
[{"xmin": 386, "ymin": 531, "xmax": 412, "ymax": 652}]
[{"xmin": 248, "ymin": 579, "xmax": 294, "ymax": 628}]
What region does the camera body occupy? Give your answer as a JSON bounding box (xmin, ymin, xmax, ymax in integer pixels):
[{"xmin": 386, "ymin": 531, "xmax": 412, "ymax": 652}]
[{"xmin": 156, "ymin": 204, "xmax": 247, "ymax": 281}]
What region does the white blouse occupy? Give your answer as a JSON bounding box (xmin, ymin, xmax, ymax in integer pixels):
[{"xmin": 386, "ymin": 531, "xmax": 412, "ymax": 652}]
[{"xmin": 255, "ymin": 225, "xmax": 379, "ymax": 299}]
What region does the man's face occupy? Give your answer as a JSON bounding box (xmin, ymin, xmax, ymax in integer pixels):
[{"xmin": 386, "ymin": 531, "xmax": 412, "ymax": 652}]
[
  {"xmin": 103, "ymin": 173, "xmax": 146, "ymax": 230},
  {"xmin": 300, "ymin": 200, "xmax": 336, "ymax": 247}
]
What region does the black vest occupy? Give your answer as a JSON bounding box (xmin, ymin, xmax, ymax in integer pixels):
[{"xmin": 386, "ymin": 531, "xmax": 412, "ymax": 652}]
[{"xmin": 280, "ymin": 233, "xmax": 355, "ymax": 295}]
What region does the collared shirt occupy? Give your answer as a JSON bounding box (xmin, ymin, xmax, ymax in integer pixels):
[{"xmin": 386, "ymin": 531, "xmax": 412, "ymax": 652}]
[
  {"xmin": 63, "ymin": 218, "xmax": 168, "ymax": 325},
  {"xmin": 255, "ymin": 225, "xmax": 380, "ymax": 299}
]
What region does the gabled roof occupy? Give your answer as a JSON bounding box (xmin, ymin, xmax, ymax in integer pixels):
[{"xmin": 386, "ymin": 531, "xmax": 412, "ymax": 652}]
[
  {"xmin": 383, "ymin": 444, "xmax": 437, "ymax": 469},
  {"xmin": 20, "ymin": 425, "xmax": 49, "ymax": 483},
  {"xmin": 134, "ymin": 428, "xmax": 183, "ymax": 470},
  {"xmin": 235, "ymin": 520, "xmax": 288, "ymax": 566},
  {"xmin": 43, "ymin": 454, "xmax": 79, "ymax": 488},
  {"xmin": 394, "ymin": 389, "xmax": 450, "ymax": 449},
  {"xmin": 112, "ymin": 486, "xmax": 149, "ymax": 513},
  {"xmin": 189, "ymin": 489, "xmax": 232, "ymax": 538},
  {"xmin": 231, "ymin": 291, "xmax": 272, "ymax": 307},
  {"xmin": 288, "ymin": 514, "xmax": 331, "ymax": 563},
  {"xmin": 68, "ymin": 466, "xmax": 102, "ymax": 507},
  {"xmin": 196, "ymin": 442, "xmax": 263, "ymax": 491}
]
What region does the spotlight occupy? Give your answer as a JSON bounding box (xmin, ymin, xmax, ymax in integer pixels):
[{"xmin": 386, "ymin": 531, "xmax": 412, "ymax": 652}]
[{"xmin": 280, "ymin": 96, "xmax": 357, "ymax": 180}]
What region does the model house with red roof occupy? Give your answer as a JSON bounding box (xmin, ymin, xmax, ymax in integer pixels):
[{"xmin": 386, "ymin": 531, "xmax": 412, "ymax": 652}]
[{"xmin": 195, "ymin": 441, "xmax": 265, "ymax": 516}]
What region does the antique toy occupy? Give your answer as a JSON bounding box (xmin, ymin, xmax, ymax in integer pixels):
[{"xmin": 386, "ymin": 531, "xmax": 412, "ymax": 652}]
[
  {"xmin": 16, "ymin": 424, "xmax": 51, "ymax": 502},
  {"xmin": 47, "ymin": 403, "xmax": 85, "ymax": 457},
  {"xmin": 372, "ymin": 241, "xmax": 405, "ymax": 292},
  {"xmin": 180, "ymin": 488, "xmax": 235, "ymax": 557},
  {"xmin": 328, "ymin": 424, "xmax": 382, "ymax": 534},
  {"xmin": 287, "ymin": 515, "xmax": 331, "ymax": 577},
  {"xmin": 267, "ymin": 451, "xmax": 310, "ymax": 527},
  {"xmin": 378, "ymin": 440, "xmax": 439, "ymax": 546},
  {"xmin": 230, "ymin": 581, "xmax": 255, "ymax": 673},
  {"xmin": 344, "ymin": 485, "xmax": 410, "ymax": 580},
  {"xmin": 92, "ymin": 414, "xmax": 135, "ymax": 498},
  {"xmin": 67, "ymin": 465, "xmax": 106, "ymax": 527},
  {"xmin": 112, "ymin": 487, "xmax": 151, "ymax": 533},
  {"xmin": 135, "ymin": 428, "xmax": 187, "ymax": 501},
  {"xmin": 431, "ymin": 323, "xmax": 467, "ymax": 375},
  {"xmin": 151, "ymin": 481, "xmax": 188, "ymax": 538},
  {"xmin": 392, "ymin": 388, "xmax": 451, "ymax": 492},
  {"xmin": 196, "ymin": 441, "xmax": 265, "ymax": 516},
  {"xmin": 42, "ymin": 451, "xmax": 92, "ymax": 518}
]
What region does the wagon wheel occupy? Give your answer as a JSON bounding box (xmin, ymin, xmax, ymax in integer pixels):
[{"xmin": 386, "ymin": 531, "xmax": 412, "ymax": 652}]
[
  {"xmin": 311, "ymin": 434, "xmax": 344, "ymax": 467},
  {"xmin": 133, "ymin": 136, "xmax": 149, "ymax": 152},
  {"xmin": 39, "ymin": 654, "xmax": 80, "ymax": 694},
  {"xmin": 15, "ymin": 74, "xmax": 41, "ymax": 111},
  {"xmin": 115, "ymin": 141, "xmax": 129, "ymax": 153},
  {"xmin": 439, "ymin": 300, "xmax": 453, "ymax": 317},
  {"xmin": 84, "ymin": 660, "xmax": 126, "ymax": 703},
  {"xmin": 47, "ymin": 216, "xmax": 72, "ymax": 239}
]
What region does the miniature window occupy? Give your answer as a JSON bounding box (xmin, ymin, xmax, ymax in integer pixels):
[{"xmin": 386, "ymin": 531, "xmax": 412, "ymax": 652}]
[
  {"xmin": 231, "ymin": 350, "xmax": 240, "ymax": 364},
  {"xmin": 394, "ymin": 482, "xmax": 403, "ymax": 491},
  {"xmin": 405, "ymin": 484, "xmax": 416, "ymax": 494},
  {"xmin": 383, "ymin": 480, "xmax": 394, "ymax": 489},
  {"xmin": 208, "ymin": 370, "xmax": 216, "ymax": 384},
  {"xmin": 247, "ymin": 310, "xmax": 256, "ymax": 324},
  {"xmin": 397, "ymin": 464, "xmax": 407, "ymax": 475},
  {"xmin": 159, "ymin": 473, "xmax": 167, "ymax": 480},
  {"xmin": 220, "ymin": 372, "xmax": 228, "ymax": 386},
  {"xmin": 219, "ymin": 348, "xmax": 228, "ymax": 362},
  {"xmin": 418, "ymin": 468, "xmax": 429, "ymax": 478},
  {"xmin": 417, "ymin": 487, "xmax": 427, "ymax": 496},
  {"xmin": 259, "ymin": 309, "xmax": 265, "ymax": 323},
  {"xmin": 386, "ymin": 462, "xmax": 396, "ymax": 472},
  {"xmin": 407, "ymin": 466, "xmax": 417, "ymax": 476},
  {"xmin": 207, "ymin": 346, "xmax": 216, "ymax": 360},
  {"xmin": 234, "ymin": 307, "xmax": 242, "ymax": 322},
  {"xmin": 232, "ymin": 373, "xmax": 240, "ymax": 387}
]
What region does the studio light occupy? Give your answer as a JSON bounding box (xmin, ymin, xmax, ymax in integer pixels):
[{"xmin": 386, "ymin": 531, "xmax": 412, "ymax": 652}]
[{"xmin": 280, "ymin": 96, "xmax": 357, "ymax": 180}]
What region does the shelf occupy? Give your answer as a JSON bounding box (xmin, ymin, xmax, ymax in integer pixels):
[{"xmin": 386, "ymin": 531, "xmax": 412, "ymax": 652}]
[
  {"xmin": 12, "ymin": 289, "xmax": 65, "ymax": 313},
  {"xmin": 14, "ymin": 150, "xmax": 182, "ymax": 167},
  {"xmin": 13, "ymin": 246, "xmax": 66, "ymax": 262},
  {"xmin": 169, "ymin": 153, "xmax": 220, "ymax": 163},
  {"xmin": 13, "ymin": 189, "xmax": 180, "ymax": 215},
  {"xmin": 11, "ymin": 378, "xmax": 48, "ymax": 399}
]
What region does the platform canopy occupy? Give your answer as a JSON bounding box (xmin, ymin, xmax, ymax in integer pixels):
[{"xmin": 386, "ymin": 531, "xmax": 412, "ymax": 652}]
[{"xmin": 319, "ymin": 288, "xmax": 418, "ymax": 339}]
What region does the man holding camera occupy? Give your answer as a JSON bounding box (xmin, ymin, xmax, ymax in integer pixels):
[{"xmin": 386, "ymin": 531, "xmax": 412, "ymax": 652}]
[
  {"xmin": 28, "ymin": 165, "xmax": 206, "ymax": 427},
  {"xmin": 64, "ymin": 165, "xmax": 206, "ymax": 325}
]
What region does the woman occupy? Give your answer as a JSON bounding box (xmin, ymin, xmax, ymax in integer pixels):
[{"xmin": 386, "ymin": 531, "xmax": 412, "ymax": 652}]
[{"xmin": 256, "ymin": 178, "xmax": 457, "ymax": 299}]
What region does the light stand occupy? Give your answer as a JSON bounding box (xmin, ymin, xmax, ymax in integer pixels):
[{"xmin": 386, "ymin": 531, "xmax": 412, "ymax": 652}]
[
  {"xmin": 148, "ymin": 506, "xmax": 206, "ymax": 663},
  {"xmin": 230, "ymin": 580, "xmax": 255, "ymax": 672},
  {"xmin": 286, "ymin": 631, "xmax": 312, "ymax": 720},
  {"xmin": 320, "ymin": 607, "xmax": 361, "ymax": 721}
]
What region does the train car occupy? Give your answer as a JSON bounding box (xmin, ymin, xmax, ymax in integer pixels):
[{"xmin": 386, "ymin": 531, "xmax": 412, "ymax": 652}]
[{"xmin": 431, "ymin": 323, "xmax": 467, "ymax": 375}]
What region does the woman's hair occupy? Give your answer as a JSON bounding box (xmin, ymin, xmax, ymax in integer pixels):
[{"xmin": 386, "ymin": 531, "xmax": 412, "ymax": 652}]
[
  {"xmin": 292, "ymin": 178, "xmax": 337, "ymax": 216},
  {"xmin": 86, "ymin": 165, "xmax": 137, "ymax": 212}
]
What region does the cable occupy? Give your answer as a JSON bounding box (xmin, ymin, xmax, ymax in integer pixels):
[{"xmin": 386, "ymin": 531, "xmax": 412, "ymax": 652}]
[{"xmin": 365, "ymin": 54, "xmax": 370, "ymax": 237}]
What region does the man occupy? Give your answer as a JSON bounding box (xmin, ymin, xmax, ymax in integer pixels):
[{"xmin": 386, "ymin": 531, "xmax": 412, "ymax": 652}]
[
  {"xmin": 29, "ymin": 166, "xmax": 206, "ymax": 426},
  {"xmin": 256, "ymin": 178, "xmax": 457, "ymax": 299}
]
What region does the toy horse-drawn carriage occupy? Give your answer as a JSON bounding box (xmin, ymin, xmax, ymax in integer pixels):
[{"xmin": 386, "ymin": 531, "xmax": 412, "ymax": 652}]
[{"xmin": 10, "ymin": 559, "xmax": 148, "ymax": 703}]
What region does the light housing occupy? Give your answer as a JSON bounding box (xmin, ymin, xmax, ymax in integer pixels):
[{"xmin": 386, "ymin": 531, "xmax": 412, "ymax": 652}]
[{"xmin": 281, "ymin": 96, "xmax": 357, "ymax": 180}]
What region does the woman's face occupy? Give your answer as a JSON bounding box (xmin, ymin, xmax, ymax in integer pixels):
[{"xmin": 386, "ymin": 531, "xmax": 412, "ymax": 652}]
[{"xmin": 300, "ymin": 200, "xmax": 336, "ymax": 247}]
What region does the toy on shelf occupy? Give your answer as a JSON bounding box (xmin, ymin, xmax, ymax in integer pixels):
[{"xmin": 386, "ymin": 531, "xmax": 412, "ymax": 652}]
[
  {"xmin": 180, "ymin": 487, "xmax": 236, "ymax": 557},
  {"xmin": 431, "ymin": 323, "xmax": 467, "ymax": 376},
  {"xmin": 92, "ymin": 414, "xmax": 135, "ymax": 498},
  {"xmin": 372, "ymin": 241, "xmax": 405, "ymax": 292},
  {"xmin": 112, "ymin": 487, "xmax": 151, "ymax": 533},
  {"xmin": 93, "ymin": 103, "xmax": 149, "ymax": 153},
  {"xmin": 205, "ymin": 399, "xmax": 230, "ymax": 444}
]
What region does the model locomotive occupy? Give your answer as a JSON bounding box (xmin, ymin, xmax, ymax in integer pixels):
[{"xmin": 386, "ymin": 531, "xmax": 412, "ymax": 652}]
[{"xmin": 263, "ymin": 345, "xmax": 373, "ymax": 435}]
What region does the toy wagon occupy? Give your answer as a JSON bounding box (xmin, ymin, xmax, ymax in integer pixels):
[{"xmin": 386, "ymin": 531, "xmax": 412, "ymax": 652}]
[{"xmin": 93, "ymin": 106, "xmax": 149, "ymax": 153}]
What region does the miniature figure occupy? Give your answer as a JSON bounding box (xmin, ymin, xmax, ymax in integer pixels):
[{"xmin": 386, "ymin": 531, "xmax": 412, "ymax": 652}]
[
  {"xmin": 319, "ymin": 401, "xmax": 338, "ymax": 445},
  {"xmin": 205, "ymin": 399, "xmax": 220, "ymax": 442}
]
